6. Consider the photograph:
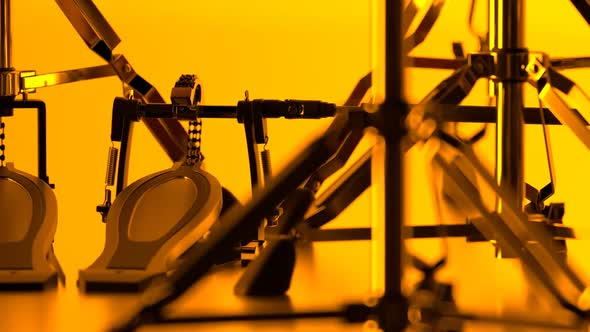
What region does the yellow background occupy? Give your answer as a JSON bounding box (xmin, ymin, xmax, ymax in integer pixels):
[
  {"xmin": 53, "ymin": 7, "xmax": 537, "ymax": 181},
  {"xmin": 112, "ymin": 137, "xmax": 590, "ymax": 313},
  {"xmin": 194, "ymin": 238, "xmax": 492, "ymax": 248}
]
[{"xmin": 4, "ymin": 0, "xmax": 590, "ymax": 329}]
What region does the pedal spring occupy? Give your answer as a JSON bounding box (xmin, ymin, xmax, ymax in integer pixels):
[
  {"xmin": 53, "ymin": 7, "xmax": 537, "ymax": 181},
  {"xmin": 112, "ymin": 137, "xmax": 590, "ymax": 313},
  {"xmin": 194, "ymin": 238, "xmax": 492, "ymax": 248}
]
[
  {"xmin": 261, "ymin": 148, "xmax": 272, "ymax": 180},
  {"xmin": 105, "ymin": 146, "xmax": 118, "ymax": 186}
]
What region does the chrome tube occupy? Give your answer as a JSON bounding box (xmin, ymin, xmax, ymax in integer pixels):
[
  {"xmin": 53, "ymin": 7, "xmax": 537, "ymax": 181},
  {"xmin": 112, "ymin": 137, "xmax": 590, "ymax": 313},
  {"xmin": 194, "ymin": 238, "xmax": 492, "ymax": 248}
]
[
  {"xmin": 493, "ymin": 0, "xmax": 525, "ymax": 212},
  {"xmin": 0, "ymin": 0, "xmax": 11, "ymax": 70}
]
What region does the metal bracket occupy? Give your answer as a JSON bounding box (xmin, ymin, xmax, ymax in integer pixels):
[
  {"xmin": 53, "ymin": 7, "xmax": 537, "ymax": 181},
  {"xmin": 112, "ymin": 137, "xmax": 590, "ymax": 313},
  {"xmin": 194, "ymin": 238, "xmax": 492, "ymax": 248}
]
[{"xmin": 496, "ymin": 49, "xmax": 529, "ymax": 82}]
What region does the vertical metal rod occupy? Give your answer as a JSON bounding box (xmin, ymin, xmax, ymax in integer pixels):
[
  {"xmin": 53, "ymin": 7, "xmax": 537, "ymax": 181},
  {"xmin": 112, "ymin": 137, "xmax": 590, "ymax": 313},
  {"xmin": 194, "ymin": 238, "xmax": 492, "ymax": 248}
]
[
  {"xmin": 494, "ymin": 0, "xmax": 525, "ymax": 212},
  {"xmin": 383, "ymin": 0, "xmax": 404, "ymax": 297},
  {"xmin": 115, "ymin": 118, "xmax": 133, "ymax": 195},
  {"xmin": 33, "ymin": 100, "xmax": 49, "ymax": 184},
  {"xmin": 243, "ymin": 108, "xmax": 263, "ymax": 191},
  {"xmin": 0, "ymin": 0, "xmax": 11, "ymax": 70}
]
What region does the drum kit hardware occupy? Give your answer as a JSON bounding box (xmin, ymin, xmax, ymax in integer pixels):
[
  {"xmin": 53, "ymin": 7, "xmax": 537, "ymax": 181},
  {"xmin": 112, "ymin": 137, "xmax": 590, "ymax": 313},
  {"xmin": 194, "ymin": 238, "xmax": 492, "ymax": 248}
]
[{"xmin": 3, "ymin": 0, "xmax": 590, "ymax": 331}]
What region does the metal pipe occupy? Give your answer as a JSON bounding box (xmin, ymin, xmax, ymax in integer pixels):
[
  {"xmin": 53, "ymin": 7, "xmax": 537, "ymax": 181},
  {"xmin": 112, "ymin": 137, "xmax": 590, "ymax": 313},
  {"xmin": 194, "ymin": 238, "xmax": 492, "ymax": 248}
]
[
  {"xmin": 493, "ymin": 0, "xmax": 525, "ymax": 212},
  {"xmin": 384, "ymin": 0, "xmax": 404, "ymax": 299},
  {"xmin": 0, "ymin": 0, "xmax": 10, "ymax": 70}
]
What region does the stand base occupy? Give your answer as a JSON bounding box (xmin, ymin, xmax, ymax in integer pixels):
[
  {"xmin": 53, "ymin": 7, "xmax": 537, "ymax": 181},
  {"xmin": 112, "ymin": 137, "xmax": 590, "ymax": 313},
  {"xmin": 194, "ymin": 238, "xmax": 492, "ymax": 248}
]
[
  {"xmin": 78, "ymin": 269, "xmax": 164, "ymax": 293},
  {"xmin": 240, "ymin": 240, "xmax": 264, "ymax": 267},
  {"xmin": 0, "ymin": 270, "xmax": 58, "ymax": 291},
  {"xmin": 234, "ymin": 239, "xmax": 295, "ymax": 296}
]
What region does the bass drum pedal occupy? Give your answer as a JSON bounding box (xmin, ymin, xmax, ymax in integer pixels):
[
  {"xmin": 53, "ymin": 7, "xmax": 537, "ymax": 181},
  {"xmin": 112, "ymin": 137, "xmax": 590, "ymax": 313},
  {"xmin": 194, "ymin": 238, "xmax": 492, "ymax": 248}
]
[
  {"xmin": 79, "ymin": 75, "xmax": 248, "ymax": 292},
  {"xmin": 78, "ymin": 163, "xmax": 223, "ymax": 292},
  {"xmin": 0, "ymin": 165, "xmax": 62, "ymax": 290},
  {"xmin": 0, "ymin": 101, "xmax": 63, "ymax": 290}
]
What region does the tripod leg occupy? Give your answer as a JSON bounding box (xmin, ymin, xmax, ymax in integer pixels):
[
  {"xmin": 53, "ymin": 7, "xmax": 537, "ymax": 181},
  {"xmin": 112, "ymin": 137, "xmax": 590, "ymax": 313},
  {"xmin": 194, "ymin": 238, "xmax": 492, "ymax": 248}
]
[
  {"xmin": 433, "ymin": 134, "xmax": 588, "ymax": 316},
  {"xmin": 56, "ymin": 0, "xmax": 188, "ymax": 161},
  {"xmin": 305, "ymin": 149, "xmax": 371, "ymax": 228},
  {"xmin": 527, "ymin": 59, "xmax": 590, "ymax": 150},
  {"xmin": 404, "ymin": 0, "xmax": 446, "ymax": 53},
  {"xmin": 569, "ymin": 0, "xmax": 590, "ymax": 25},
  {"xmin": 344, "ymin": 72, "xmax": 372, "ymax": 106},
  {"xmin": 406, "ymin": 60, "xmax": 491, "ymax": 221}
]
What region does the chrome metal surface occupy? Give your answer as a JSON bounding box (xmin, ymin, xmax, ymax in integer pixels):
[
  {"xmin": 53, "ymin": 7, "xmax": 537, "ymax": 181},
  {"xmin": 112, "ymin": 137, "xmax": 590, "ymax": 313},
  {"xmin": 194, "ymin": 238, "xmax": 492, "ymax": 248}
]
[
  {"xmin": 0, "ymin": 0, "xmax": 15, "ymax": 97},
  {"xmin": 493, "ymin": 0, "xmax": 525, "ymax": 212},
  {"xmin": 433, "ymin": 143, "xmax": 588, "ymax": 312},
  {"xmin": 110, "ymin": 54, "xmax": 136, "ymax": 85},
  {"xmin": 0, "ymin": 0, "xmax": 10, "ymax": 69},
  {"xmin": 526, "ymin": 56, "xmax": 590, "ymax": 150},
  {"xmin": 403, "ymin": 0, "xmax": 445, "ymax": 53},
  {"xmin": 0, "ymin": 69, "xmax": 17, "ymax": 96},
  {"xmin": 55, "ymin": 0, "xmax": 120, "ymax": 60},
  {"xmin": 20, "ymin": 64, "xmax": 115, "ymax": 90}
]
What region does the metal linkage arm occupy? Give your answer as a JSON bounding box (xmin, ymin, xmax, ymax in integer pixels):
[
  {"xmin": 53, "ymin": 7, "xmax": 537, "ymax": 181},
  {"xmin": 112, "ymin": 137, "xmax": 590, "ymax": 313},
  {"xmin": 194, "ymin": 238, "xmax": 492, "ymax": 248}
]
[
  {"xmin": 551, "ymin": 56, "xmax": 590, "ymax": 70},
  {"xmin": 433, "ymin": 135, "xmax": 588, "ymax": 315},
  {"xmin": 569, "ymin": 0, "xmax": 590, "ymax": 26},
  {"xmin": 304, "ymin": 121, "xmax": 365, "ymax": 192},
  {"xmin": 54, "ymin": 0, "xmax": 120, "ymax": 61},
  {"xmin": 344, "ymin": 72, "xmax": 372, "ymax": 106},
  {"xmin": 404, "ymin": 0, "xmax": 446, "ymax": 53},
  {"xmin": 19, "ymin": 64, "xmax": 116, "ymax": 92},
  {"xmin": 55, "ymin": 0, "xmax": 188, "ymax": 162},
  {"xmin": 527, "ymin": 55, "xmax": 590, "ymax": 150},
  {"xmin": 109, "ymin": 55, "xmax": 188, "ymax": 161},
  {"xmin": 304, "ymin": 149, "xmax": 371, "ymax": 228},
  {"xmin": 421, "ymin": 55, "xmax": 493, "ymax": 104},
  {"xmin": 402, "ymin": 0, "xmax": 419, "ymax": 34},
  {"xmin": 405, "ymin": 53, "xmax": 493, "ymax": 151}
]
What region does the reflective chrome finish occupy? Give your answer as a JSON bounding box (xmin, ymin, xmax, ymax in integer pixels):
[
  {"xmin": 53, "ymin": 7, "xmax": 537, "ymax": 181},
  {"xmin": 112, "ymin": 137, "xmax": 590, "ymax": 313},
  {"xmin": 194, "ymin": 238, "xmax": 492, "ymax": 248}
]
[
  {"xmin": 493, "ymin": 0, "xmax": 525, "ymax": 212},
  {"xmin": 20, "ymin": 65, "xmax": 115, "ymax": 91},
  {"xmin": 0, "ymin": 69, "xmax": 17, "ymax": 97},
  {"xmin": 20, "ymin": 65, "xmax": 117, "ymax": 92},
  {"xmin": 0, "ymin": 0, "xmax": 17, "ymax": 97},
  {"xmin": 55, "ymin": 0, "xmax": 120, "ymax": 60},
  {"xmin": 527, "ymin": 56, "xmax": 590, "ymax": 150},
  {"xmin": 0, "ymin": 0, "xmax": 10, "ymax": 69}
]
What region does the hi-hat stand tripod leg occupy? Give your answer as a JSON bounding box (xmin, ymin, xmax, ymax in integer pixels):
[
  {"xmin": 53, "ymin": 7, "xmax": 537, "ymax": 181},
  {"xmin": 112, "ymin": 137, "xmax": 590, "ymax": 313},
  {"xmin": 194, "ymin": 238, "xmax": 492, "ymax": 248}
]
[{"xmin": 570, "ymin": 0, "xmax": 590, "ymax": 25}]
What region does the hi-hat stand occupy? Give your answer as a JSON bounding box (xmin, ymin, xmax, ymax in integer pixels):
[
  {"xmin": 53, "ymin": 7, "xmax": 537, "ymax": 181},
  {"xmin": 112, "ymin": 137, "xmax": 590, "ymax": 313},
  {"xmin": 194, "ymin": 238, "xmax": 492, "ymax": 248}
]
[{"xmin": 401, "ymin": 0, "xmax": 590, "ymax": 259}]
